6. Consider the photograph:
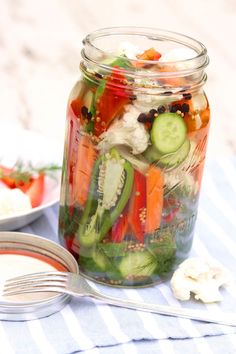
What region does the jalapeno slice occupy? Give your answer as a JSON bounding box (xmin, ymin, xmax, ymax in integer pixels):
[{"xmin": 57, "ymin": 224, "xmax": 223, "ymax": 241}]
[{"xmin": 77, "ymin": 148, "xmax": 134, "ymax": 247}]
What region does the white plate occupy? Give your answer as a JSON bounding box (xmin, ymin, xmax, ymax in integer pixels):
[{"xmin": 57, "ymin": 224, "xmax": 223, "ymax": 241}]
[{"xmin": 0, "ymin": 125, "xmax": 63, "ymax": 231}]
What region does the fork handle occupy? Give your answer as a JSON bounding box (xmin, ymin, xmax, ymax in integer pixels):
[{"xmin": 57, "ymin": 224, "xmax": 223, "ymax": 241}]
[{"xmin": 90, "ymin": 292, "xmax": 236, "ymax": 326}]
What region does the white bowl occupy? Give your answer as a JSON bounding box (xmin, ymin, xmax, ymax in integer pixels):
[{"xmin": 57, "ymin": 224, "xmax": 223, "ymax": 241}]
[{"xmin": 0, "ymin": 125, "xmax": 63, "ymax": 230}]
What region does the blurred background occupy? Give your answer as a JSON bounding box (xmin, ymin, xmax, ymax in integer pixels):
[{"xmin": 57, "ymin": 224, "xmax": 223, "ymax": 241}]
[{"xmin": 1, "ymin": 0, "xmax": 235, "ymax": 158}]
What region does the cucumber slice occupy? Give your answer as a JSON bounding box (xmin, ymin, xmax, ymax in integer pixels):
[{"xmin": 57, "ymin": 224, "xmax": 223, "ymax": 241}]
[
  {"xmin": 79, "ymin": 231, "xmax": 98, "ymax": 248},
  {"xmin": 144, "ymin": 139, "xmax": 190, "ymax": 168},
  {"xmin": 118, "ymin": 251, "xmax": 156, "ymax": 278},
  {"xmin": 92, "ymin": 249, "xmax": 111, "ymax": 271},
  {"xmin": 151, "ymin": 113, "xmax": 187, "ymax": 154}
]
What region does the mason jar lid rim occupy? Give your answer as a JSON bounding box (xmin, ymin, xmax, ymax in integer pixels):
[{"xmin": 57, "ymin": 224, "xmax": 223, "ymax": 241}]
[{"xmin": 83, "ymin": 26, "xmax": 208, "ymax": 68}]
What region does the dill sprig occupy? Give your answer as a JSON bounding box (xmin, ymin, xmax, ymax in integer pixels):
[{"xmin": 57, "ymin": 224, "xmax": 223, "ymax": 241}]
[{"xmin": 0, "ymin": 160, "xmax": 61, "ymax": 185}]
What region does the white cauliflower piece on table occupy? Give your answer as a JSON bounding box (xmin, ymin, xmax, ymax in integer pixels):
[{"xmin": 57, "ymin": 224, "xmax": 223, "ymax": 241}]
[
  {"xmin": 98, "ymin": 105, "xmax": 150, "ymax": 154},
  {"xmin": 171, "ymin": 257, "xmax": 232, "ymax": 303}
]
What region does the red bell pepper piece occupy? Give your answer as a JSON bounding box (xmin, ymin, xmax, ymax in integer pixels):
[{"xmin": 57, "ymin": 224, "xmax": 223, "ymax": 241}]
[
  {"xmin": 111, "ymin": 209, "xmax": 129, "ymax": 243},
  {"xmin": 94, "ymin": 69, "xmax": 130, "ymax": 136},
  {"xmin": 70, "ymin": 98, "xmax": 83, "ymax": 118},
  {"xmin": 128, "ymin": 170, "xmax": 146, "ymax": 243},
  {"xmin": 22, "ymin": 174, "xmax": 45, "ymax": 208},
  {"xmin": 163, "ymin": 197, "xmax": 180, "ymax": 223}
]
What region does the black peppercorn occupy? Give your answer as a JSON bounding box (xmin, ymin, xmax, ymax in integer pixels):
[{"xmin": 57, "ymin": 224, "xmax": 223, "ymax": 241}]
[
  {"xmin": 175, "ymin": 104, "xmax": 182, "ymax": 111},
  {"xmin": 87, "ymin": 111, "xmax": 93, "ymax": 120},
  {"xmin": 95, "ymin": 72, "xmax": 103, "ymax": 79},
  {"xmin": 170, "ymin": 105, "xmax": 178, "ymax": 113},
  {"xmin": 170, "ymin": 104, "xmax": 182, "ymax": 113},
  {"xmin": 129, "ymin": 95, "xmax": 137, "ymax": 101},
  {"xmin": 149, "ymin": 109, "xmax": 157, "ymax": 117},
  {"xmin": 137, "ymin": 113, "xmax": 147, "ymax": 122},
  {"xmin": 183, "ymin": 93, "xmax": 192, "ymax": 100},
  {"xmin": 137, "ymin": 113, "xmax": 154, "ymax": 123},
  {"xmin": 81, "ymin": 106, "xmax": 88, "ymax": 117},
  {"xmin": 161, "ymin": 91, "xmax": 173, "ymax": 96},
  {"xmin": 182, "ymin": 103, "xmax": 190, "ymax": 113},
  {"xmin": 146, "ymin": 113, "xmax": 154, "ymax": 122},
  {"xmin": 157, "ymin": 105, "xmax": 166, "ymax": 114}
]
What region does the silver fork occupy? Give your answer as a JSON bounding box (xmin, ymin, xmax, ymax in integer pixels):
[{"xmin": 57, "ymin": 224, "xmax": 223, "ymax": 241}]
[{"xmin": 3, "ymin": 271, "xmax": 236, "ymax": 326}]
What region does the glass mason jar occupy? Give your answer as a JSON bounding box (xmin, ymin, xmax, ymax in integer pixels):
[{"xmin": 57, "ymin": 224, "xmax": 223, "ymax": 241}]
[{"xmin": 59, "ymin": 27, "xmax": 210, "ymax": 287}]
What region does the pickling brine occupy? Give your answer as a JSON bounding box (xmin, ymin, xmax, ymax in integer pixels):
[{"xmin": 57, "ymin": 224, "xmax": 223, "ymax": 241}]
[{"xmin": 59, "ymin": 27, "xmax": 210, "ymax": 287}]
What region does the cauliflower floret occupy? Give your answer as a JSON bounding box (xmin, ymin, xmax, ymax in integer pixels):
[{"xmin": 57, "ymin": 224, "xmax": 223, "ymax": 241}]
[
  {"xmin": 159, "ymin": 48, "xmax": 197, "ymax": 68},
  {"xmin": 191, "ymin": 92, "xmax": 208, "ymax": 112},
  {"xmin": 118, "ymin": 41, "xmax": 142, "ymax": 60},
  {"xmin": 171, "ymin": 257, "xmax": 232, "ymax": 303},
  {"xmin": 134, "ymin": 91, "xmax": 183, "ymax": 112},
  {"xmin": 98, "ymin": 105, "xmax": 150, "ymax": 154},
  {"xmin": 164, "ymin": 172, "xmax": 199, "ymax": 197},
  {"xmin": 0, "ymin": 188, "xmax": 32, "ymax": 217}
]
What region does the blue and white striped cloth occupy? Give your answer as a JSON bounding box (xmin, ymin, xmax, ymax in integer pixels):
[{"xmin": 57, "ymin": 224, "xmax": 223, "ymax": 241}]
[{"xmin": 1, "ymin": 156, "xmax": 236, "ymax": 354}]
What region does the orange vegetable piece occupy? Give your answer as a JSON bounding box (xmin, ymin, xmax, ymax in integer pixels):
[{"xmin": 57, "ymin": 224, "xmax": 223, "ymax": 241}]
[
  {"xmin": 136, "ymin": 47, "xmax": 161, "ymax": 61},
  {"xmin": 145, "ymin": 165, "xmax": 164, "ymax": 234},
  {"xmin": 72, "ymin": 136, "xmax": 97, "ymax": 207},
  {"xmin": 134, "ymin": 48, "xmax": 161, "ymax": 68}
]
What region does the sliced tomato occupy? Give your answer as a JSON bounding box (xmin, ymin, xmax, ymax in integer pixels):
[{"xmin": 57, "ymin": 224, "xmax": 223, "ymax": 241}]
[
  {"xmin": 22, "ymin": 174, "xmax": 45, "ymax": 208},
  {"xmin": 128, "ymin": 170, "xmax": 146, "ymax": 243},
  {"xmin": 94, "ymin": 69, "xmax": 130, "ymax": 136}
]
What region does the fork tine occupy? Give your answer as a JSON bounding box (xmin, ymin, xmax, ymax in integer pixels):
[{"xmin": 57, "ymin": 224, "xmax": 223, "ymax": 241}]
[
  {"xmin": 4, "ymin": 273, "xmax": 68, "ymax": 290},
  {"xmin": 5, "ymin": 271, "xmax": 67, "ymax": 284},
  {"xmin": 5, "ymin": 278, "xmax": 66, "ymax": 290},
  {"xmin": 5, "ymin": 274, "xmax": 67, "ymax": 285},
  {"xmin": 3, "ymin": 285, "xmax": 65, "ymax": 297},
  {"xmin": 3, "ymin": 271, "xmax": 69, "ymax": 297}
]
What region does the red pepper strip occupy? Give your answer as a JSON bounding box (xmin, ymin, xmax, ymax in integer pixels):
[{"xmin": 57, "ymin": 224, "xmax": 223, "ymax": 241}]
[
  {"xmin": 94, "ymin": 68, "xmax": 130, "ymax": 136},
  {"xmin": 22, "ymin": 174, "xmax": 45, "ymax": 208},
  {"xmin": 70, "ymin": 98, "xmax": 83, "ymax": 118},
  {"xmin": 162, "ymin": 206, "xmax": 180, "ymax": 223},
  {"xmin": 128, "ymin": 170, "xmax": 146, "ymax": 243},
  {"xmin": 67, "ymin": 104, "xmax": 81, "ymax": 214},
  {"xmin": 163, "ymin": 197, "xmax": 180, "ymax": 222},
  {"xmin": 111, "ymin": 209, "xmax": 129, "ymax": 243}
]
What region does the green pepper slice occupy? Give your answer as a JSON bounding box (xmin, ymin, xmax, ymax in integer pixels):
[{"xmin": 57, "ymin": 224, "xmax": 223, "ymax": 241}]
[{"xmin": 77, "ymin": 148, "xmax": 134, "ymax": 247}]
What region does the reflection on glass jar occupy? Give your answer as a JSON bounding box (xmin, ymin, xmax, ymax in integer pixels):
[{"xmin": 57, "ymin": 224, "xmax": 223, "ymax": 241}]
[{"xmin": 59, "ymin": 27, "xmax": 210, "ymax": 287}]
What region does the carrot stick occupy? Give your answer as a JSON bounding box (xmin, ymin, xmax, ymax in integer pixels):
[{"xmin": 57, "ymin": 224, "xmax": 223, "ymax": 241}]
[
  {"xmin": 145, "ymin": 165, "xmax": 164, "ymax": 233},
  {"xmin": 72, "ymin": 135, "xmax": 97, "ymax": 207}
]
